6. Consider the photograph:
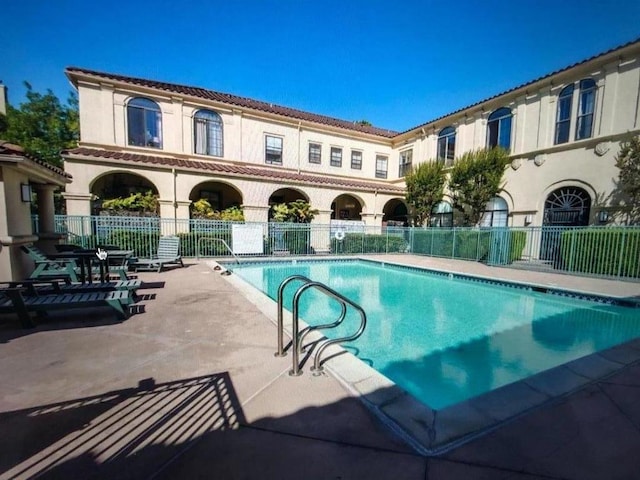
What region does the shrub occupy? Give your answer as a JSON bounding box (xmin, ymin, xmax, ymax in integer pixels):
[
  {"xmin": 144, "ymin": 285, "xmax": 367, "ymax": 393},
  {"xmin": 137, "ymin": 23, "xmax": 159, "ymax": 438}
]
[
  {"xmin": 331, "ymin": 233, "xmax": 408, "ymax": 254},
  {"xmin": 560, "ymin": 228, "xmax": 640, "ymax": 278}
]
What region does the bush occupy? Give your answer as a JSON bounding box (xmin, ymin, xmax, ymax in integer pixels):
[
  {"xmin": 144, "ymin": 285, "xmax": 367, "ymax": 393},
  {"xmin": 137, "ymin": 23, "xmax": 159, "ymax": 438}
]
[
  {"xmin": 331, "ymin": 233, "xmax": 408, "ymax": 254},
  {"xmin": 508, "ymin": 230, "xmax": 527, "ymax": 263},
  {"xmin": 560, "ymin": 228, "xmax": 640, "ymax": 278}
]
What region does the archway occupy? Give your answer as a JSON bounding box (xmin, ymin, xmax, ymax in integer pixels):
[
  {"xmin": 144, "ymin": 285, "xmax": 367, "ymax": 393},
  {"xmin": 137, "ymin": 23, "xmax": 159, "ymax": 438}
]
[
  {"xmin": 268, "ymin": 188, "xmax": 309, "ymax": 220},
  {"xmin": 91, "ymin": 172, "xmax": 158, "ymax": 215},
  {"xmin": 543, "ymin": 186, "xmax": 591, "ymax": 226},
  {"xmin": 190, "ymin": 181, "xmax": 243, "ymax": 212},
  {"xmin": 382, "ymin": 198, "xmax": 408, "ymax": 226},
  {"xmin": 331, "ymin": 194, "xmax": 363, "ymax": 220},
  {"xmin": 541, "ymin": 186, "xmax": 591, "ymax": 264}
]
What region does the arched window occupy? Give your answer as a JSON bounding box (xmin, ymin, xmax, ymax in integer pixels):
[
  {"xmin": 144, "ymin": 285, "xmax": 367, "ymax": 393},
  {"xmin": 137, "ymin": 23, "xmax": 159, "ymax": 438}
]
[
  {"xmin": 430, "ymin": 201, "xmax": 453, "ymax": 227},
  {"xmin": 480, "ymin": 197, "xmax": 508, "ymax": 227},
  {"xmin": 487, "ymin": 108, "xmax": 512, "ymax": 150},
  {"xmin": 554, "ymin": 84, "xmax": 574, "ymax": 145},
  {"xmin": 127, "ymin": 98, "xmax": 162, "ymax": 148},
  {"xmin": 576, "ymin": 79, "xmax": 596, "ymax": 140},
  {"xmin": 194, "ymin": 110, "xmax": 223, "ymax": 157},
  {"xmin": 437, "ymin": 127, "xmax": 456, "ymax": 165}
]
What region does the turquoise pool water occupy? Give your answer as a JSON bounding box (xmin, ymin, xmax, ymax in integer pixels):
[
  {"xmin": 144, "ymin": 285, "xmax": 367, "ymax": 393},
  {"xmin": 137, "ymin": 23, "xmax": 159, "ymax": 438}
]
[{"xmin": 230, "ymin": 260, "xmax": 640, "ymax": 409}]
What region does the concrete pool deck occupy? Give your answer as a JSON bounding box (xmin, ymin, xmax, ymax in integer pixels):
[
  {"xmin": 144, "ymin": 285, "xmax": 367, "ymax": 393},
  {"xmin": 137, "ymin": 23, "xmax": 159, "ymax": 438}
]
[{"xmin": 1, "ymin": 256, "xmax": 639, "ymax": 478}]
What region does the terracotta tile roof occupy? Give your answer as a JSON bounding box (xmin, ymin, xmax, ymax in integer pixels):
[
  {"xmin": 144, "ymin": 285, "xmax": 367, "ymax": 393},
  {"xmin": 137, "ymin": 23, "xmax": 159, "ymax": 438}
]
[
  {"xmin": 65, "ymin": 147, "xmax": 405, "ymax": 195},
  {"xmin": 65, "ymin": 67, "xmax": 399, "ymax": 139},
  {"xmin": 0, "ymin": 140, "xmax": 72, "ymax": 179},
  {"xmin": 398, "ymin": 36, "xmax": 640, "ymax": 135}
]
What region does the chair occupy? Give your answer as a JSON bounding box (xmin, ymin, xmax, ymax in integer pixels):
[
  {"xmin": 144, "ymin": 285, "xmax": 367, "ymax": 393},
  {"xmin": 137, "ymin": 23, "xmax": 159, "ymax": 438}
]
[
  {"xmin": 0, "ymin": 287, "xmax": 131, "ymax": 329},
  {"xmin": 131, "ymin": 236, "xmax": 184, "ymax": 273},
  {"xmin": 21, "ymin": 245, "xmax": 129, "ymax": 282},
  {"xmin": 2, "ymin": 279, "xmax": 142, "ymax": 305}
]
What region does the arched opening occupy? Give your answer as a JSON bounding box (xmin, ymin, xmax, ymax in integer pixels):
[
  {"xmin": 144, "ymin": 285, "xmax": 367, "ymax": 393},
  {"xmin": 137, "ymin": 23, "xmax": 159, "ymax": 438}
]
[
  {"xmin": 543, "ymin": 186, "xmax": 591, "ymax": 226},
  {"xmin": 190, "ymin": 181, "xmax": 243, "ymax": 213},
  {"xmin": 382, "ymin": 198, "xmax": 408, "ymax": 226},
  {"xmin": 480, "ymin": 197, "xmax": 509, "ymax": 227},
  {"xmin": 541, "ymin": 186, "xmax": 592, "ymax": 264},
  {"xmin": 331, "ymin": 194, "xmax": 363, "ymax": 221},
  {"xmin": 268, "ymin": 188, "xmax": 309, "ymax": 220},
  {"xmin": 91, "ymin": 172, "xmax": 159, "ymax": 215}
]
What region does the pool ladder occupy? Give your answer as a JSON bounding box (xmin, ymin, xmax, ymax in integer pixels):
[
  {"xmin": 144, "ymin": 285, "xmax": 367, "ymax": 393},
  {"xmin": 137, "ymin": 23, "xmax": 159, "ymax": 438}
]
[{"xmin": 275, "ymin": 275, "xmax": 367, "ymax": 376}]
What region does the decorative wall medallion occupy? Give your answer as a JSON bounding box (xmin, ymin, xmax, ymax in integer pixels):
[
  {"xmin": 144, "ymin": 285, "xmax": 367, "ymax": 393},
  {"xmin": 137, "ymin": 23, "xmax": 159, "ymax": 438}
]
[
  {"xmin": 534, "ymin": 154, "xmax": 546, "ymax": 166},
  {"xmin": 595, "ymin": 142, "xmax": 611, "ymax": 156},
  {"xmin": 511, "ymin": 158, "xmax": 522, "ymax": 170}
]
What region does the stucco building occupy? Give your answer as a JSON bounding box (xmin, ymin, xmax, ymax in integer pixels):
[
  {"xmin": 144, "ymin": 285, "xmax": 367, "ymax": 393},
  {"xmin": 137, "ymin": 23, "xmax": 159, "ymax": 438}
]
[{"xmin": 63, "ymin": 38, "xmax": 640, "ymax": 228}]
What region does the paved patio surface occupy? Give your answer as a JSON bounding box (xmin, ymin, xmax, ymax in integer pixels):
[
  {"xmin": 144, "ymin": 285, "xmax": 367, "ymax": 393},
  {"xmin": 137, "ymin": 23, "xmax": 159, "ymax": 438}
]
[{"xmin": 0, "ymin": 256, "xmax": 639, "ymax": 479}]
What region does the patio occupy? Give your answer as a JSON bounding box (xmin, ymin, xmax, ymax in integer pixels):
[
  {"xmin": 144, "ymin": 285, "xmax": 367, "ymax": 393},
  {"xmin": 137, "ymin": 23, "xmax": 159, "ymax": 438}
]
[{"xmin": 1, "ymin": 257, "xmax": 639, "ymax": 479}]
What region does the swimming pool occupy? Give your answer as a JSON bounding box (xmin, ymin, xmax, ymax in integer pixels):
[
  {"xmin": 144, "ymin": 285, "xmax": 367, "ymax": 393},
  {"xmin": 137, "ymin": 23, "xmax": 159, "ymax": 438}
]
[{"xmin": 229, "ymin": 259, "xmax": 640, "ymax": 409}]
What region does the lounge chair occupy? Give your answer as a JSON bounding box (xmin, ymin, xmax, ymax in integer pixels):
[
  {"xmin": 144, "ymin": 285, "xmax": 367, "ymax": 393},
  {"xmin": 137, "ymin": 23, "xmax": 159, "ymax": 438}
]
[
  {"xmin": 131, "ymin": 236, "xmax": 184, "ymax": 273},
  {"xmin": 0, "ymin": 287, "xmax": 131, "ymax": 328},
  {"xmin": 1, "ymin": 279, "xmax": 142, "ymax": 304},
  {"xmin": 21, "ymin": 245, "xmax": 129, "ymax": 282}
]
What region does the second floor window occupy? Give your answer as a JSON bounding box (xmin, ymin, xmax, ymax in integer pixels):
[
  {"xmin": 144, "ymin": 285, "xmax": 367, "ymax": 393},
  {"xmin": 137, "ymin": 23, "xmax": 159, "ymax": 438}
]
[
  {"xmin": 265, "ymin": 135, "xmax": 283, "ymax": 164},
  {"xmin": 194, "ymin": 110, "xmax": 223, "ymax": 156},
  {"xmin": 555, "ymin": 84, "xmax": 574, "ymax": 145},
  {"xmin": 437, "ymin": 126, "xmax": 456, "ymax": 165},
  {"xmin": 376, "ymin": 155, "xmax": 388, "ymax": 179},
  {"xmin": 308, "ymin": 143, "xmax": 321, "ymax": 164},
  {"xmin": 487, "ymin": 107, "xmax": 512, "ymax": 150},
  {"xmin": 127, "ymin": 97, "xmax": 162, "ymax": 148},
  {"xmin": 351, "ymin": 150, "xmax": 362, "ymax": 170},
  {"xmin": 576, "ymin": 79, "xmax": 596, "ymax": 140},
  {"xmin": 399, "ymin": 149, "xmax": 413, "ymax": 176},
  {"xmin": 330, "ymin": 147, "xmax": 342, "ymax": 167}
]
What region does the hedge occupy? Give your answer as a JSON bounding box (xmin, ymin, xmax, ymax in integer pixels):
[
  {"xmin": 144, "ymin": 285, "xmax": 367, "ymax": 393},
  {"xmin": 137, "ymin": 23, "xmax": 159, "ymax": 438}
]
[
  {"xmin": 412, "ymin": 228, "xmax": 527, "ymax": 264},
  {"xmin": 560, "ymin": 228, "xmax": 640, "ymax": 278},
  {"xmin": 331, "ymin": 233, "xmax": 408, "ymax": 254}
]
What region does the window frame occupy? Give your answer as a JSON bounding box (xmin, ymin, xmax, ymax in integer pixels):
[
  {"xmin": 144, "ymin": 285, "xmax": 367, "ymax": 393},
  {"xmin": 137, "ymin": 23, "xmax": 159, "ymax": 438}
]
[
  {"xmin": 127, "ymin": 97, "xmax": 163, "ymax": 149},
  {"xmin": 486, "ymin": 107, "xmax": 512, "ymax": 150},
  {"xmin": 375, "ymin": 154, "xmax": 388, "ymax": 179},
  {"xmin": 399, "ymin": 149, "xmax": 413, "ymax": 177},
  {"xmin": 330, "ymin": 147, "xmax": 343, "ymax": 167},
  {"xmin": 437, "ymin": 126, "xmax": 456, "ymax": 166},
  {"xmin": 575, "ymin": 78, "xmax": 596, "ymax": 141},
  {"xmin": 350, "ymin": 150, "xmax": 362, "ymax": 170},
  {"xmin": 308, "ymin": 142, "xmax": 322, "ymax": 164},
  {"xmin": 554, "ymin": 84, "xmax": 574, "ymax": 145},
  {"xmin": 479, "ymin": 197, "xmax": 509, "ymax": 227},
  {"xmin": 194, "ymin": 109, "xmax": 223, "ymax": 157},
  {"xmin": 265, "ymin": 134, "xmax": 283, "ymax": 165}
]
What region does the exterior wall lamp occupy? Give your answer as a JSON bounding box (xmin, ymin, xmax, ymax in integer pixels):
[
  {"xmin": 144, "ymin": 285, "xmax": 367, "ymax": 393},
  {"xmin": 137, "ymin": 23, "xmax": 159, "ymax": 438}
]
[
  {"xmin": 20, "ymin": 183, "xmax": 32, "ymax": 203},
  {"xmin": 598, "ymin": 210, "xmax": 609, "ymax": 224}
]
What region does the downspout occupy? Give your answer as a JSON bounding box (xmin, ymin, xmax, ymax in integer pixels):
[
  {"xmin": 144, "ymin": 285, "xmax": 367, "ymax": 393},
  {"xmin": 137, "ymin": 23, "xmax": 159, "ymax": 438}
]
[
  {"xmin": 172, "ymin": 168, "xmax": 177, "ymax": 233},
  {"xmin": 297, "ymin": 121, "xmax": 302, "ymax": 173}
]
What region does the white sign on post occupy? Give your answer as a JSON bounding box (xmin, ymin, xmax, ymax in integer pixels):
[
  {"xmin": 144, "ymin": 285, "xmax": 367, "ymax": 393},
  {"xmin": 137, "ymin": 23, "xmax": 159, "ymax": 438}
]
[{"xmin": 231, "ymin": 224, "xmax": 264, "ymax": 254}]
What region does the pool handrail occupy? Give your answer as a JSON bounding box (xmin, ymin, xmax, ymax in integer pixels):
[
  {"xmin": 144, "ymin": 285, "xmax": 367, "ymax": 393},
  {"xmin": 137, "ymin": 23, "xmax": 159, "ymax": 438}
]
[
  {"xmin": 289, "ymin": 280, "xmax": 367, "ymax": 376},
  {"xmin": 196, "ymin": 237, "xmax": 240, "ymax": 264}
]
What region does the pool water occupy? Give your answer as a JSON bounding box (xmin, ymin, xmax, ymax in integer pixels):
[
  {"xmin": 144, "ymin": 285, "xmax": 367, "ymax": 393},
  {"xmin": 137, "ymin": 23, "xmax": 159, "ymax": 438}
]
[{"xmin": 230, "ymin": 260, "xmax": 640, "ymax": 409}]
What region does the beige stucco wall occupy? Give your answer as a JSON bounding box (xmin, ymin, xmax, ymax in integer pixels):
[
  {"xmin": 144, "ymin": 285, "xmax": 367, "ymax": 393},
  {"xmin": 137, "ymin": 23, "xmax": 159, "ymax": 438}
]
[{"xmin": 69, "ymin": 43, "xmax": 640, "ymax": 227}]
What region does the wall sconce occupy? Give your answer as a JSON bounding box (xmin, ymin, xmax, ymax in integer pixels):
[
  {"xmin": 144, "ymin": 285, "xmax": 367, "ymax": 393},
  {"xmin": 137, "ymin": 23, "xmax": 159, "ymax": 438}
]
[
  {"xmin": 598, "ymin": 210, "xmax": 609, "ymax": 224},
  {"xmin": 20, "ymin": 184, "xmax": 32, "ymax": 203},
  {"xmin": 524, "ymin": 214, "xmax": 532, "ymax": 225}
]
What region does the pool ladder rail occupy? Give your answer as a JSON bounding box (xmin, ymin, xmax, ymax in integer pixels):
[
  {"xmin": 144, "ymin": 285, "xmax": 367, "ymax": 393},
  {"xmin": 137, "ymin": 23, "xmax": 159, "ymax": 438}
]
[{"xmin": 276, "ymin": 275, "xmax": 367, "ymax": 376}]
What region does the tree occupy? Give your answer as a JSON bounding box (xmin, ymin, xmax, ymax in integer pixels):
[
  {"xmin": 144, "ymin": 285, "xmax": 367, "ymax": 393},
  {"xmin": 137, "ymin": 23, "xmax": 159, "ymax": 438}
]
[
  {"xmin": 191, "ymin": 199, "xmax": 245, "ymax": 221},
  {"xmin": 404, "ymin": 161, "xmax": 446, "ymax": 226},
  {"xmin": 270, "ymin": 200, "xmax": 318, "ymax": 223},
  {"xmin": 448, "ymin": 148, "xmax": 510, "ymax": 226},
  {"xmin": 102, "ymin": 191, "xmax": 159, "ymax": 214},
  {"xmin": 0, "ymin": 82, "xmax": 78, "ymax": 167},
  {"xmin": 614, "ymin": 135, "xmax": 640, "ymax": 224},
  {"xmin": 355, "ymin": 119, "xmax": 372, "ymax": 126}
]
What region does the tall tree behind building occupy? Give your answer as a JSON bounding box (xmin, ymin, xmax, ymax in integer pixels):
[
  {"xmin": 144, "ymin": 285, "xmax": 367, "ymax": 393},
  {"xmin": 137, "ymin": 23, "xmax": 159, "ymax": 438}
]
[{"xmin": 0, "ymin": 82, "xmax": 78, "ymax": 167}]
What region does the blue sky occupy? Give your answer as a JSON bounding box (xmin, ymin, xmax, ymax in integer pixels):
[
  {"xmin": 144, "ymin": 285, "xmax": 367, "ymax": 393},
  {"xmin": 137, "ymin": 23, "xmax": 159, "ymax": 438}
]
[{"xmin": 1, "ymin": 0, "xmax": 639, "ymax": 132}]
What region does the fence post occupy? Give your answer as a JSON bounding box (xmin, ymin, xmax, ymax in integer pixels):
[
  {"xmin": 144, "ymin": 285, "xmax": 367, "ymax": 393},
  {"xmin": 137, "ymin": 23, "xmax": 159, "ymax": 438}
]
[
  {"xmin": 617, "ymin": 228, "xmax": 626, "ymax": 279},
  {"xmin": 452, "ymin": 228, "xmax": 456, "ymax": 258}
]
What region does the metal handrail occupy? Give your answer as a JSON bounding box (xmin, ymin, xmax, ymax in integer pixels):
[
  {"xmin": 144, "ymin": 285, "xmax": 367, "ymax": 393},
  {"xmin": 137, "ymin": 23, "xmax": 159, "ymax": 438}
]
[
  {"xmin": 275, "ymin": 275, "xmax": 312, "ymax": 357},
  {"xmin": 287, "ymin": 280, "xmax": 367, "ymax": 376},
  {"xmin": 196, "ymin": 237, "xmax": 240, "ymax": 263}
]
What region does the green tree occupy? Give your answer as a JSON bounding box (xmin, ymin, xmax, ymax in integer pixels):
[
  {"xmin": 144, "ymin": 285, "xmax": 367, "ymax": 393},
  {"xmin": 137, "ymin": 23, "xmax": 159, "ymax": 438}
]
[
  {"xmin": 102, "ymin": 191, "xmax": 159, "ymax": 214},
  {"xmin": 404, "ymin": 161, "xmax": 446, "ymax": 226},
  {"xmin": 0, "ymin": 82, "xmax": 78, "ymax": 167},
  {"xmin": 270, "ymin": 200, "xmax": 318, "ymax": 223},
  {"xmin": 614, "ymin": 135, "xmax": 640, "ymax": 224},
  {"xmin": 448, "ymin": 148, "xmax": 510, "ymax": 226},
  {"xmin": 191, "ymin": 199, "xmax": 245, "ymax": 221}
]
